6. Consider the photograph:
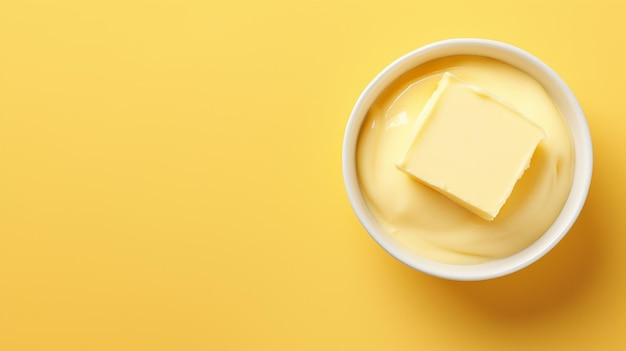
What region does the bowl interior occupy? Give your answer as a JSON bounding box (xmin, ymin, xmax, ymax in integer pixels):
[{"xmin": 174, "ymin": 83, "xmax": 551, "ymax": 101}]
[{"xmin": 343, "ymin": 39, "xmax": 593, "ymax": 280}]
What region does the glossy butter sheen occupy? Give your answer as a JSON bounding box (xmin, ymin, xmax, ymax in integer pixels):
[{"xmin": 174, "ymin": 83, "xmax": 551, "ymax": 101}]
[
  {"xmin": 397, "ymin": 72, "xmax": 545, "ymax": 221},
  {"xmin": 356, "ymin": 56, "xmax": 574, "ymax": 264}
]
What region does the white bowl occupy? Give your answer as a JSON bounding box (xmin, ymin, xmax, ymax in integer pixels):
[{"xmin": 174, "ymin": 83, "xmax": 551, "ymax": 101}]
[{"xmin": 342, "ymin": 38, "xmax": 593, "ymax": 281}]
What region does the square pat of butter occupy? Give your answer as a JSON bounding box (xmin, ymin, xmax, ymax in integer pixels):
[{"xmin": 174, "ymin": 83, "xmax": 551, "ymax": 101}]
[{"xmin": 396, "ymin": 72, "xmax": 545, "ymax": 220}]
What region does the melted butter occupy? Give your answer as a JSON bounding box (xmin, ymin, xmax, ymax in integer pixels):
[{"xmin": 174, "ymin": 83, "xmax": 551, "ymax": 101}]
[{"xmin": 356, "ymin": 56, "xmax": 574, "ymax": 264}]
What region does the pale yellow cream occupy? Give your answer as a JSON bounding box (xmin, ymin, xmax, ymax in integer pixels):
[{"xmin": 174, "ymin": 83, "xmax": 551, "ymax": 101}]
[{"xmin": 356, "ymin": 56, "xmax": 574, "ymax": 264}]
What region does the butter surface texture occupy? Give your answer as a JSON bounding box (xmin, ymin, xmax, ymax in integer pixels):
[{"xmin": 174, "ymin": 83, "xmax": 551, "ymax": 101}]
[
  {"xmin": 397, "ymin": 73, "xmax": 545, "ymax": 220},
  {"xmin": 356, "ymin": 56, "xmax": 574, "ymax": 264}
]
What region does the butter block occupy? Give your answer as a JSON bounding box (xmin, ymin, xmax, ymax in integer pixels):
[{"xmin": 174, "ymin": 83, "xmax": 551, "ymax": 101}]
[{"xmin": 396, "ymin": 72, "xmax": 545, "ymax": 220}]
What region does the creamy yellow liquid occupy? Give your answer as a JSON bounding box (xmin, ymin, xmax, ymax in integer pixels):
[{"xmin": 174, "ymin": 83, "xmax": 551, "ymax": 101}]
[{"xmin": 356, "ymin": 56, "xmax": 574, "ymax": 264}]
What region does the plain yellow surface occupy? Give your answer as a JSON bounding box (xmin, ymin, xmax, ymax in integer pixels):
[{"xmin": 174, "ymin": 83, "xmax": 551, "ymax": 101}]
[{"xmin": 0, "ymin": 0, "xmax": 624, "ymax": 350}]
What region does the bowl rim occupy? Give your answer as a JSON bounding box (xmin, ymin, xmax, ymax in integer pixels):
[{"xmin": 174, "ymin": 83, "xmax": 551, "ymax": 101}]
[{"xmin": 342, "ymin": 38, "xmax": 593, "ymax": 281}]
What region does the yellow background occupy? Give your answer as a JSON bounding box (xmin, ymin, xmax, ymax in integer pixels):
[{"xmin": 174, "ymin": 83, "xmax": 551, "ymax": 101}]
[{"xmin": 0, "ymin": 0, "xmax": 624, "ymax": 350}]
